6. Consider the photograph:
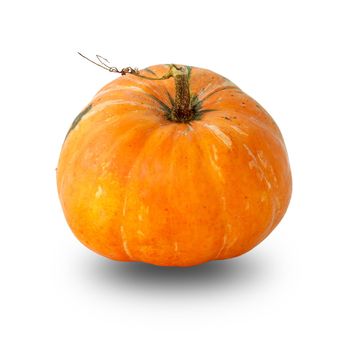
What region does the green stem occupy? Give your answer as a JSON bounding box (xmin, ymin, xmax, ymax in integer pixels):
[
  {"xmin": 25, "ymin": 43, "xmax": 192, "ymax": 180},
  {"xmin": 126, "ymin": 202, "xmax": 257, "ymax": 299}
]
[{"xmin": 78, "ymin": 54, "xmax": 194, "ymax": 122}]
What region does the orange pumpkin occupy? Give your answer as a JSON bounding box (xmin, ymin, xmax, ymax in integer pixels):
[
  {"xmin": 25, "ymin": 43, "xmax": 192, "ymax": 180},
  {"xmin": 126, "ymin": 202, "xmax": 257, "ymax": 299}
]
[{"xmin": 57, "ymin": 64, "xmax": 292, "ymax": 267}]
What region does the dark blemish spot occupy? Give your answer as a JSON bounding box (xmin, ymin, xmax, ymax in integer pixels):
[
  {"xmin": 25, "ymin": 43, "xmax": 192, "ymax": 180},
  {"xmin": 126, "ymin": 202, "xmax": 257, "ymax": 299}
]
[{"xmin": 65, "ymin": 104, "xmax": 92, "ymax": 139}]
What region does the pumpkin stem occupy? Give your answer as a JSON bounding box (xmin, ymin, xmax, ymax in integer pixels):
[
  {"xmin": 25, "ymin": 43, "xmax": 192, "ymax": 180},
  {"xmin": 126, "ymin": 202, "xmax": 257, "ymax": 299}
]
[
  {"xmin": 168, "ymin": 65, "xmax": 193, "ymax": 122},
  {"xmin": 78, "ymin": 53, "xmax": 194, "ymax": 122}
]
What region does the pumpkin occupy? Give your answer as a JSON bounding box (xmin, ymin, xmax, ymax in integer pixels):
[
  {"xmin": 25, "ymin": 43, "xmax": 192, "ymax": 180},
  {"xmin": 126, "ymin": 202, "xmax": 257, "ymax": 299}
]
[{"xmin": 57, "ymin": 63, "xmax": 292, "ymax": 267}]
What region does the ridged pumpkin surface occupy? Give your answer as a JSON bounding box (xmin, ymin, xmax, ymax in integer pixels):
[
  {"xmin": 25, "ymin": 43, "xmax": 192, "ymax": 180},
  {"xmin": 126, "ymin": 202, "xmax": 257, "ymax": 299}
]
[{"xmin": 57, "ymin": 64, "xmax": 292, "ymax": 267}]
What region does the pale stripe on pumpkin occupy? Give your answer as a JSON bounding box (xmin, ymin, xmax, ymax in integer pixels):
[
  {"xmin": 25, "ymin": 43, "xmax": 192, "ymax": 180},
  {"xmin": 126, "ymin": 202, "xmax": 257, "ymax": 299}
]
[
  {"xmin": 203, "ymin": 123, "xmax": 232, "ymax": 149},
  {"xmin": 243, "ymin": 144, "xmax": 272, "ymax": 190},
  {"xmin": 94, "ymin": 85, "xmax": 149, "ymax": 98},
  {"xmin": 120, "ymin": 225, "xmax": 133, "ymax": 259},
  {"xmin": 230, "ymin": 124, "xmax": 249, "ymax": 136}
]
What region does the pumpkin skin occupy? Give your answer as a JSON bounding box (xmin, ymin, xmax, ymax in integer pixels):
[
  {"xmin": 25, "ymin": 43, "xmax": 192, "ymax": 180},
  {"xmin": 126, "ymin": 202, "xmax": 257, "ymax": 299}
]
[{"xmin": 57, "ymin": 64, "xmax": 292, "ymax": 267}]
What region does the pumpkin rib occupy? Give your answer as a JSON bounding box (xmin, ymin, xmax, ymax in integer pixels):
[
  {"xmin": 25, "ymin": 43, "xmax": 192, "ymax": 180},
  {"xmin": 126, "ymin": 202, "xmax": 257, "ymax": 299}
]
[
  {"xmin": 242, "ymin": 143, "xmax": 273, "ymax": 191},
  {"xmin": 244, "ymin": 194, "xmax": 278, "ymax": 253},
  {"xmin": 119, "ymin": 122, "xmax": 171, "ymax": 260},
  {"xmin": 159, "ymin": 129, "xmax": 180, "ymax": 261},
  {"xmin": 97, "ymin": 117, "xmax": 163, "ymax": 260},
  {"xmin": 65, "ymin": 107, "xmax": 162, "ymax": 159},
  {"xmin": 158, "ymin": 126, "xmax": 198, "ymax": 264},
  {"xmin": 198, "ymin": 112, "xmax": 250, "ymax": 138},
  {"xmin": 120, "ymin": 71, "xmax": 170, "ymax": 100},
  {"xmin": 166, "ymin": 123, "xmax": 229, "ymax": 265},
  {"xmin": 93, "ymin": 85, "xmax": 173, "ymax": 116},
  {"xmin": 204, "ymin": 106, "xmax": 284, "ymax": 148},
  {"xmin": 195, "ymin": 119, "xmax": 282, "ymax": 259},
  {"xmin": 94, "ymin": 85, "xmax": 149, "ymax": 98},
  {"xmin": 192, "ymin": 122, "xmax": 235, "ymax": 260},
  {"xmin": 202, "ymin": 123, "xmax": 233, "ymax": 150},
  {"xmin": 128, "ymin": 124, "xmax": 185, "ymax": 264},
  {"xmin": 243, "ymin": 115, "xmax": 285, "ymax": 148},
  {"xmin": 119, "ymin": 124, "xmax": 177, "ymax": 262},
  {"xmin": 196, "ymin": 84, "xmax": 240, "ymax": 107},
  {"xmin": 199, "ymin": 114, "xmax": 281, "ymax": 193},
  {"xmin": 59, "ymin": 112, "xmax": 163, "ymax": 261},
  {"xmin": 91, "ymin": 98, "xmax": 166, "ymax": 116}
]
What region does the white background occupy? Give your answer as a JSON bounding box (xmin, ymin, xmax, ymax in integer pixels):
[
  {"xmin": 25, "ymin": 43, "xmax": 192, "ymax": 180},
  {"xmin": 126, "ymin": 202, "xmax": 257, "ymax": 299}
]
[{"xmin": 1, "ymin": 0, "xmax": 349, "ymax": 349}]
